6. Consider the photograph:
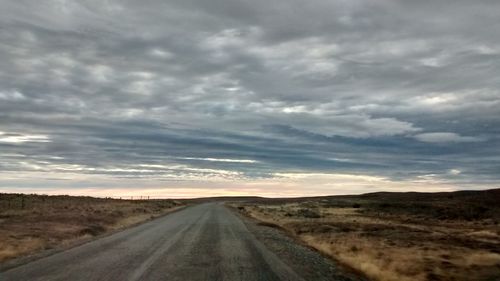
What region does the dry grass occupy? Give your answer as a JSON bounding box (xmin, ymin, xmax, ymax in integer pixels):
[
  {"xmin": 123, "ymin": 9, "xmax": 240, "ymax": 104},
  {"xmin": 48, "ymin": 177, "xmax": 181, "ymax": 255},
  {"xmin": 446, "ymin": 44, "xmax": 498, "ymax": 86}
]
[
  {"xmin": 0, "ymin": 194, "xmax": 184, "ymax": 263},
  {"xmin": 234, "ymin": 189, "xmax": 500, "ymax": 281}
]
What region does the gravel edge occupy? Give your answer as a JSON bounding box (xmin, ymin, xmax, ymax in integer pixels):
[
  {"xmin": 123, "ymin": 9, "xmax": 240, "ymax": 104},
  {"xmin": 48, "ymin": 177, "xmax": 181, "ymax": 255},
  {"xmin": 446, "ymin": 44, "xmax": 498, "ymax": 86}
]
[{"xmin": 229, "ymin": 207, "xmax": 368, "ymax": 281}]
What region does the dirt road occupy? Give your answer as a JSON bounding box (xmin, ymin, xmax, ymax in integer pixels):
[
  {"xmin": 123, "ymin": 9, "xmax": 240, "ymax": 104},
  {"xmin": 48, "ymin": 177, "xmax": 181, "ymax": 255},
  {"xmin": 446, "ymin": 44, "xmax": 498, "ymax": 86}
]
[{"xmin": 0, "ymin": 203, "xmax": 354, "ymax": 281}]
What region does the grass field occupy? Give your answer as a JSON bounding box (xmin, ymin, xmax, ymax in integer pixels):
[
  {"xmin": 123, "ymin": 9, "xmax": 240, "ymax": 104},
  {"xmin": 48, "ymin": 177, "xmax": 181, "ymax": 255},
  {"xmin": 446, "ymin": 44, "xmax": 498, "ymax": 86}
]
[
  {"xmin": 0, "ymin": 194, "xmax": 183, "ymax": 263},
  {"xmin": 232, "ymin": 189, "xmax": 500, "ymax": 281}
]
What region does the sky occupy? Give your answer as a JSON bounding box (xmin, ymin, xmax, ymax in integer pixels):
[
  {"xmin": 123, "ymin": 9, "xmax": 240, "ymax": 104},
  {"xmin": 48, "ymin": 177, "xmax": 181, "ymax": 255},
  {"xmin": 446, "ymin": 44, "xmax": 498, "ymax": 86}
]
[{"xmin": 0, "ymin": 0, "xmax": 499, "ymax": 198}]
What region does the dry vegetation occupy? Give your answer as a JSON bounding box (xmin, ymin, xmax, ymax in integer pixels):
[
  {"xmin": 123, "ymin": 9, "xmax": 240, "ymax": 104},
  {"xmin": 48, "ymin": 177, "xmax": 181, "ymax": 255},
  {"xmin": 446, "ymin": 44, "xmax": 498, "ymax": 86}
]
[
  {"xmin": 0, "ymin": 193, "xmax": 183, "ymax": 263},
  {"xmin": 234, "ymin": 189, "xmax": 500, "ymax": 281}
]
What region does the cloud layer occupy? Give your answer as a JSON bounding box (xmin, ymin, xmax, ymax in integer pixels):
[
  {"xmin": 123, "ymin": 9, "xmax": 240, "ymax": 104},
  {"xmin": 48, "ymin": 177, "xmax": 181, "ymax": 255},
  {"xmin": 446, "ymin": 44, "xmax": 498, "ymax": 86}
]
[{"xmin": 0, "ymin": 0, "xmax": 499, "ymax": 196}]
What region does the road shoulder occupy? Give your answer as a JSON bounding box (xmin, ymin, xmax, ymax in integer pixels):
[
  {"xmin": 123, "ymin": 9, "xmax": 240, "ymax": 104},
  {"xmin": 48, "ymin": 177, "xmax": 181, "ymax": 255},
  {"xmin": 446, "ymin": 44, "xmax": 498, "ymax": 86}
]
[
  {"xmin": 0, "ymin": 205, "xmax": 189, "ymax": 273},
  {"xmin": 230, "ymin": 206, "xmax": 367, "ymax": 281}
]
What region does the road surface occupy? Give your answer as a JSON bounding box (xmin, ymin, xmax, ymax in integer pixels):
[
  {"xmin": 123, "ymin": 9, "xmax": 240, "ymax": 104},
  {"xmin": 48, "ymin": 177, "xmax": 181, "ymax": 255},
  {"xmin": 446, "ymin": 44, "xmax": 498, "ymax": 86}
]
[{"xmin": 1, "ymin": 203, "xmax": 306, "ymax": 281}]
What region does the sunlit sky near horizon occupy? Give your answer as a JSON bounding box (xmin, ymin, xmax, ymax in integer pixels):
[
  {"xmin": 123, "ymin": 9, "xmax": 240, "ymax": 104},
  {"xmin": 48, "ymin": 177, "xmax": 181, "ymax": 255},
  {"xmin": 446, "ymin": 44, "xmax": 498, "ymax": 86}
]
[{"xmin": 0, "ymin": 0, "xmax": 499, "ymax": 198}]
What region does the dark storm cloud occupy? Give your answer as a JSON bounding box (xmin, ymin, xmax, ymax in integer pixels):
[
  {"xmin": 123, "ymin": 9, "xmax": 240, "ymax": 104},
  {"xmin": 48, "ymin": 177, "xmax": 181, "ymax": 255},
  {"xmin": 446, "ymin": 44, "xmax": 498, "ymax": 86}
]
[{"xmin": 0, "ymin": 0, "xmax": 499, "ymax": 192}]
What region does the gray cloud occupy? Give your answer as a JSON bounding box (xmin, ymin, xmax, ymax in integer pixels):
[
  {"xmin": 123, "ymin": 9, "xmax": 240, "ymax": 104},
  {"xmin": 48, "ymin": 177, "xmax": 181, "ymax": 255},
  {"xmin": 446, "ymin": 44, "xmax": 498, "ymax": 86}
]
[
  {"xmin": 414, "ymin": 132, "xmax": 484, "ymax": 143},
  {"xmin": 0, "ymin": 0, "xmax": 499, "ymax": 194}
]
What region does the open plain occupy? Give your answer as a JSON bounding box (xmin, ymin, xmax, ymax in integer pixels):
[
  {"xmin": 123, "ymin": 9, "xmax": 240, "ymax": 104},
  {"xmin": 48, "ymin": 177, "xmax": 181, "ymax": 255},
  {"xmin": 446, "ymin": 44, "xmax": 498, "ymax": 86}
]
[
  {"xmin": 0, "ymin": 194, "xmax": 182, "ymax": 264},
  {"xmin": 233, "ymin": 189, "xmax": 500, "ymax": 281}
]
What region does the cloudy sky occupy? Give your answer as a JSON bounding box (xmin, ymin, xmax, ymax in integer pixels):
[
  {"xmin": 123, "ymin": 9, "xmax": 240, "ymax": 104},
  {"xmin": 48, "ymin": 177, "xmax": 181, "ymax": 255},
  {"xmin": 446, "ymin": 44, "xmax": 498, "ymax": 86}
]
[{"xmin": 0, "ymin": 0, "xmax": 499, "ymax": 197}]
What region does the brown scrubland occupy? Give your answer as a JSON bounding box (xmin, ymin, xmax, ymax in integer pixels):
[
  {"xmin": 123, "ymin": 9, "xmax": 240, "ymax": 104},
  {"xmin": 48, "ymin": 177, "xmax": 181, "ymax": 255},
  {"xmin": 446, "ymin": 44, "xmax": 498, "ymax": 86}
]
[
  {"xmin": 232, "ymin": 189, "xmax": 500, "ymax": 281},
  {"xmin": 0, "ymin": 194, "xmax": 183, "ymax": 263}
]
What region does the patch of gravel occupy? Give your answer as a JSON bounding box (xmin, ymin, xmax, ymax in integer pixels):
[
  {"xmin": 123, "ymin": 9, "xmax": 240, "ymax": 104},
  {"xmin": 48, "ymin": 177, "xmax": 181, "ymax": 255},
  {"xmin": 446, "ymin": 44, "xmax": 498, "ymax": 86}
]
[{"xmin": 235, "ymin": 211, "xmax": 367, "ymax": 281}]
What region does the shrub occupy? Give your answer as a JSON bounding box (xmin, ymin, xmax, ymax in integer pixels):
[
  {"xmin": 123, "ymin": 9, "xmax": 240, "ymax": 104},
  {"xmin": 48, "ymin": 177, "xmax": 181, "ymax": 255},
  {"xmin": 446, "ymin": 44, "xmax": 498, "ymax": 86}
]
[
  {"xmin": 79, "ymin": 224, "xmax": 106, "ymax": 236},
  {"xmin": 297, "ymin": 208, "xmax": 321, "ymax": 218},
  {"xmin": 316, "ymin": 224, "xmax": 336, "ymax": 233}
]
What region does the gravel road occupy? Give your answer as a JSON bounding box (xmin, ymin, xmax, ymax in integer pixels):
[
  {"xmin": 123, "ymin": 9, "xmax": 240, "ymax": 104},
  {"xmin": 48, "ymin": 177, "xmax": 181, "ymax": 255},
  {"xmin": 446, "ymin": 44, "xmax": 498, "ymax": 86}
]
[{"xmin": 0, "ymin": 203, "xmax": 360, "ymax": 281}]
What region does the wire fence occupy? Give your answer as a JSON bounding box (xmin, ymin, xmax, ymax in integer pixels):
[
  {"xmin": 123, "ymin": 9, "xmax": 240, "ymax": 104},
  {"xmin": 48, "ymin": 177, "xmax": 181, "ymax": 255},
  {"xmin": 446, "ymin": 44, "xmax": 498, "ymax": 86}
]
[{"xmin": 0, "ymin": 193, "xmax": 177, "ymax": 211}]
